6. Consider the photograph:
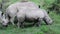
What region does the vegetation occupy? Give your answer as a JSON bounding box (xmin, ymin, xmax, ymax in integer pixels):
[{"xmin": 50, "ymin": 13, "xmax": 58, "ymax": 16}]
[
  {"xmin": 0, "ymin": 0, "xmax": 60, "ymax": 34},
  {"xmin": 0, "ymin": 0, "xmax": 2, "ymax": 9}
]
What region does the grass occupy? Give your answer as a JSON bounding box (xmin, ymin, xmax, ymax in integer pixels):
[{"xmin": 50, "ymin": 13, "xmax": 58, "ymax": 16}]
[{"xmin": 0, "ymin": 0, "xmax": 60, "ymax": 34}]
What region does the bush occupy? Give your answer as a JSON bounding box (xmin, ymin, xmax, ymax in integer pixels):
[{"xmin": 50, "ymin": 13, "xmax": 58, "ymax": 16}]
[
  {"xmin": 0, "ymin": 0, "xmax": 2, "ymax": 10},
  {"xmin": 2, "ymin": 0, "xmax": 20, "ymax": 12},
  {"xmin": 47, "ymin": 0, "xmax": 60, "ymax": 14}
]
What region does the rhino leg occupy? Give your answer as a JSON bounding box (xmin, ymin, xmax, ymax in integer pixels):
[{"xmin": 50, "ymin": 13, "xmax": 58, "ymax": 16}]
[
  {"xmin": 17, "ymin": 22, "xmax": 20, "ymax": 28},
  {"xmin": 20, "ymin": 22, "xmax": 25, "ymax": 28},
  {"xmin": 36, "ymin": 18, "xmax": 42, "ymax": 27},
  {"xmin": 17, "ymin": 22, "xmax": 25, "ymax": 28},
  {"xmin": 17, "ymin": 16, "xmax": 25, "ymax": 28},
  {"xmin": 17, "ymin": 22, "xmax": 24, "ymax": 28},
  {"xmin": 10, "ymin": 17, "xmax": 15, "ymax": 25}
]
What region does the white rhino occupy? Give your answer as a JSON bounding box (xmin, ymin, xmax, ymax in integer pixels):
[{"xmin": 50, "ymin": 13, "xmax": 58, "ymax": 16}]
[
  {"xmin": 5, "ymin": 1, "xmax": 39, "ymax": 25},
  {"xmin": 16, "ymin": 9, "xmax": 53, "ymax": 28},
  {"xmin": 0, "ymin": 11, "xmax": 9, "ymax": 27}
]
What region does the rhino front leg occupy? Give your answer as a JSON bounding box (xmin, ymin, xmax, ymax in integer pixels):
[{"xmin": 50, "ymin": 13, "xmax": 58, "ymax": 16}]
[
  {"xmin": 36, "ymin": 18, "xmax": 42, "ymax": 27},
  {"xmin": 17, "ymin": 17, "xmax": 25, "ymax": 28},
  {"xmin": 17, "ymin": 21, "xmax": 24, "ymax": 28},
  {"xmin": 17, "ymin": 22, "xmax": 20, "ymax": 28},
  {"xmin": 10, "ymin": 17, "xmax": 15, "ymax": 25}
]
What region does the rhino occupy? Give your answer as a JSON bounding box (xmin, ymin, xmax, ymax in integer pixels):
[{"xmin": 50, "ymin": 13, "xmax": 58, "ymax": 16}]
[
  {"xmin": 0, "ymin": 11, "xmax": 9, "ymax": 27},
  {"xmin": 16, "ymin": 9, "xmax": 53, "ymax": 28},
  {"xmin": 5, "ymin": 1, "xmax": 39, "ymax": 26}
]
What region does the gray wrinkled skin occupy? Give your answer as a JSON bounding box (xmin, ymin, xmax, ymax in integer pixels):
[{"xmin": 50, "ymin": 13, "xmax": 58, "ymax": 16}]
[{"xmin": 5, "ymin": 1, "xmax": 39, "ymax": 25}]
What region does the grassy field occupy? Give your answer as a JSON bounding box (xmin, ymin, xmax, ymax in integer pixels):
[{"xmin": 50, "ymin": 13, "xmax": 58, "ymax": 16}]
[{"xmin": 0, "ymin": 0, "xmax": 60, "ymax": 34}]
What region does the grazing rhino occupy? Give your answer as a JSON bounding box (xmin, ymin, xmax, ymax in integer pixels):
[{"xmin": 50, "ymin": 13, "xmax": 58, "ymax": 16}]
[
  {"xmin": 1, "ymin": 14, "xmax": 9, "ymax": 27},
  {"xmin": 5, "ymin": 1, "xmax": 39, "ymax": 26},
  {"xmin": 0, "ymin": 11, "xmax": 9, "ymax": 27},
  {"xmin": 16, "ymin": 9, "xmax": 53, "ymax": 28}
]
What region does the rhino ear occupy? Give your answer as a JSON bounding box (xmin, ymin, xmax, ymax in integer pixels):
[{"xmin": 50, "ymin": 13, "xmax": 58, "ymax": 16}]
[
  {"xmin": 46, "ymin": 10, "xmax": 50, "ymax": 14},
  {"xmin": 38, "ymin": 5, "xmax": 40, "ymax": 8},
  {"xmin": 47, "ymin": 11, "xmax": 50, "ymax": 14}
]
